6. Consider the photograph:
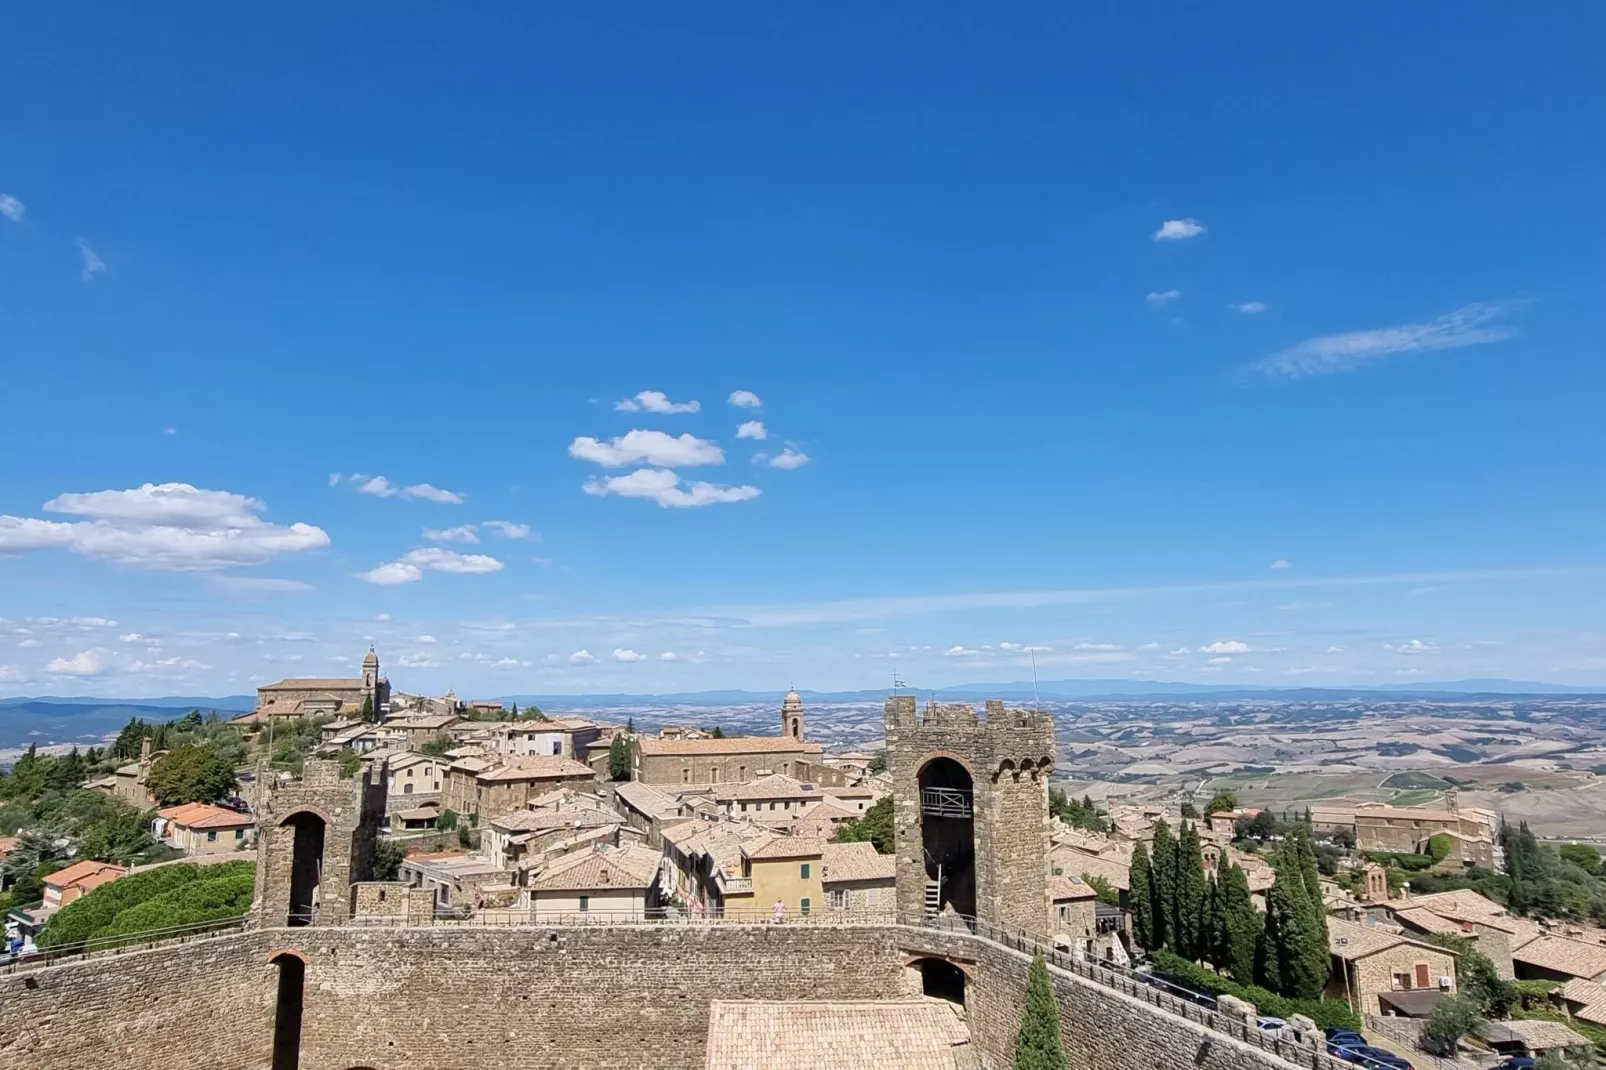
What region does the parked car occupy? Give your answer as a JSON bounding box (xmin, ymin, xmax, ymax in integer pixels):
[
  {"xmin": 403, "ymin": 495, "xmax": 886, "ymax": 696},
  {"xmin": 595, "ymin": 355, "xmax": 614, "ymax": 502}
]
[
  {"xmin": 1255, "ymin": 1017, "xmax": 1289, "ymax": 1038},
  {"xmin": 1332, "ymin": 1043, "xmax": 1412, "ymax": 1070},
  {"xmin": 1495, "ymin": 1059, "xmax": 1536, "ymax": 1070}
]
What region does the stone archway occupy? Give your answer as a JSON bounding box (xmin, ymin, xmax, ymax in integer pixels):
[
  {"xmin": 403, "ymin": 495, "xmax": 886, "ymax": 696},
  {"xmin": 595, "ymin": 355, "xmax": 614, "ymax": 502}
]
[
  {"xmin": 270, "ymin": 952, "xmax": 306, "ymax": 1070},
  {"xmin": 917, "ymin": 756, "xmax": 975, "ymax": 920},
  {"xmin": 282, "ymin": 810, "xmax": 327, "ymax": 927}
]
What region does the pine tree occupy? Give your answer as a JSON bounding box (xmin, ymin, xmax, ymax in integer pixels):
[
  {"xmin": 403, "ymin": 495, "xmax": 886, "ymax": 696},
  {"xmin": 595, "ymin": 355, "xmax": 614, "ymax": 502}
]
[
  {"xmin": 360, "ymin": 695, "xmax": 374, "ymax": 723},
  {"xmin": 1151, "ymin": 819, "xmax": 1176, "ymax": 951},
  {"xmin": 1219, "ymin": 863, "xmax": 1261, "ymax": 983},
  {"xmin": 1014, "ymin": 955, "xmax": 1068, "ymax": 1070},
  {"xmin": 1175, "ymin": 822, "xmax": 1207, "ymax": 960},
  {"xmin": 1129, "ymin": 841, "xmax": 1155, "ymax": 951}
]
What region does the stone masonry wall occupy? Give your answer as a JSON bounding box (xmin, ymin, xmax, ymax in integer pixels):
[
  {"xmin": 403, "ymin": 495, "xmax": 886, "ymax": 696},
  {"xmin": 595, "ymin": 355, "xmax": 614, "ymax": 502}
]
[{"xmin": 0, "ymin": 930, "xmax": 275, "ymax": 1070}]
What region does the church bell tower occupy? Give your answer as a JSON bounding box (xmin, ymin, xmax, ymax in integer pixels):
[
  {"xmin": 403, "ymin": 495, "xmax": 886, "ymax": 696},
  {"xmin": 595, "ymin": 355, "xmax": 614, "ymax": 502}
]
[{"xmin": 781, "ymin": 689, "xmax": 805, "ymax": 742}]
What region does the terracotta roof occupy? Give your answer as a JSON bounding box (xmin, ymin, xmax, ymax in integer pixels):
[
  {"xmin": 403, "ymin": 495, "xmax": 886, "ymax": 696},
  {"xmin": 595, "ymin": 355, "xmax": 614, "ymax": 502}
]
[
  {"xmin": 1059, "ymin": 851, "xmax": 1131, "ymax": 892},
  {"xmin": 820, "ymin": 842, "xmax": 895, "ymax": 884},
  {"xmin": 1393, "ymin": 907, "xmax": 1467, "ymax": 935},
  {"xmin": 0, "ymin": 836, "xmax": 19, "ymax": 856},
  {"xmin": 491, "ymin": 808, "xmax": 617, "ymax": 833},
  {"xmin": 44, "ymin": 859, "xmax": 126, "ymax": 890},
  {"xmin": 795, "ymin": 800, "xmax": 859, "ymax": 824},
  {"xmin": 714, "ymin": 774, "xmax": 826, "ymax": 803},
  {"xmin": 1408, "ymin": 889, "xmax": 1507, "ymax": 918},
  {"xmin": 476, "ymin": 756, "xmax": 596, "ymax": 782},
  {"xmin": 613, "ymin": 781, "xmax": 680, "ymax": 817},
  {"xmin": 1512, "ymin": 935, "xmax": 1606, "ymax": 981},
  {"xmin": 527, "ymin": 848, "xmax": 654, "ymax": 892},
  {"xmin": 1486, "ymin": 1019, "xmax": 1592, "ymax": 1051},
  {"xmin": 159, "ymin": 802, "xmax": 254, "ymax": 829},
  {"xmin": 384, "ymin": 714, "xmax": 460, "ymax": 730},
  {"xmin": 704, "ymin": 999, "xmax": 970, "ymax": 1070},
  {"xmin": 1048, "ymin": 875, "xmax": 1098, "ymax": 902},
  {"xmin": 747, "ymin": 836, "xmax": 827, "ymax": 862},
  {"xmin": 1329, "ymin": 916, "xmax": 1455, "ymax": 962},
  {"xmin": 259, "ymin": 677, "xmax": 363, "ymax": 691},
  {"xmin": 636, "ymin": 736, "xmax": 823, "ymax": 757}
]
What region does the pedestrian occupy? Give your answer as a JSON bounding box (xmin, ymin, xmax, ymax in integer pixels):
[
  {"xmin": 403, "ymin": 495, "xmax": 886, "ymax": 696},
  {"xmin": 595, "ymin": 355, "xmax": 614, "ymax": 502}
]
[{"xmin": 773, "ymin": 898, "xmax": 785, "ymax": 923}]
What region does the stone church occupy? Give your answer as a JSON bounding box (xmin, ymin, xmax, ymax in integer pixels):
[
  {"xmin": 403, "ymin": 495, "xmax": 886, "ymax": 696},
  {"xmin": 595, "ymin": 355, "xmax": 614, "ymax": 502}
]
[{"xmin": 253, "ymin": 647, "xmax": 390, "ymax": 719}]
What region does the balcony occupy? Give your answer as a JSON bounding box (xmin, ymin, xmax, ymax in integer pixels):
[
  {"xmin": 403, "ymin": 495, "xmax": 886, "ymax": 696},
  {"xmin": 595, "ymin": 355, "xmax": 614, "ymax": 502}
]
[{"xmin": 920, "ymin": 787, "xmax": 973, "ymax": 819}]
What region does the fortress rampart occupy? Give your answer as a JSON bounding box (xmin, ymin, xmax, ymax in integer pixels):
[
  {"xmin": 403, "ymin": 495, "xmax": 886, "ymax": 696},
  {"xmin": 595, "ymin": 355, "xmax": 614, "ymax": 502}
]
[{"xmin": 0, "ymin": 920, "xmax": 1318, "ymax": 1070}]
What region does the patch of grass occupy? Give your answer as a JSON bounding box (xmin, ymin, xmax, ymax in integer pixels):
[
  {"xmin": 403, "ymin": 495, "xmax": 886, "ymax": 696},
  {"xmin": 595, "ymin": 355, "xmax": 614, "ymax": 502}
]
[
  {"xmin": 1381, "ymin": 770, "xmax": 1451, "ymax": 790},
  {"xmin": 1390, "ymin": 789, "xmax": 1440, "ymax": 807}
]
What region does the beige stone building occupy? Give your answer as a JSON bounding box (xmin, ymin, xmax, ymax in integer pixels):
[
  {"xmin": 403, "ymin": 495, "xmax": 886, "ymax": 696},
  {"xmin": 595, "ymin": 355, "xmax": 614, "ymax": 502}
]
[
  {"xmin": 381, "ymin": 751, "xmax": 448, "ymax": 809},
  {"xmin": 379, "ymin": 713, "xmax": 461, "ymax": 748},
  {"xmin": 442, "ymin": 754, "xmax": 597, "ymax": 818},
  {"xmin": 633, "ymin": 735, "xmax": 843, "ymax": 787},
  {"xmin": 253, "ymin": 647, "xmax": 389, "ymax": 719},
  {"xmin": 154, "ymin": 802, "xmax": 256, "ymax": 855},
  {"xmin": 820, "ymin": 841, "xmax": 896, "ymax": 917},
  {"xmin": 1327, "ymin": 916, "xmax": 1458, "ymax": 1015},
  {"xmin": 525, "ymin": 844, "xmax": 661, "ymax": 921},
  {"xmin": 743, "ymin": 836, "xmax": 828, "ymax": 920},
  {"xmin": 41, "ymin": 860, "xmax": 126, "ymax": 912}
]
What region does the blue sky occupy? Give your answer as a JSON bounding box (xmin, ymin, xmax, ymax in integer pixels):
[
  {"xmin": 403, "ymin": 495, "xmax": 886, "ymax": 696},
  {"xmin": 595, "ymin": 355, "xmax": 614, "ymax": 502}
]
[{"xmin": 3, "ymin": 5, "xmax": 1604, "ymax": 698}]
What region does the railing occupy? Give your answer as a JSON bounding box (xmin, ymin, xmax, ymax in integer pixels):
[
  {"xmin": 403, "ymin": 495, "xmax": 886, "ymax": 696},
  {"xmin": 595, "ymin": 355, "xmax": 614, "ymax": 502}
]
[
  {"xmin": 0, "ymin": 915, "xmax": 249, "ymax": 974},
  {"xmin": 920, "ymin": 786, "xmax": 973, "ymax": 818}
]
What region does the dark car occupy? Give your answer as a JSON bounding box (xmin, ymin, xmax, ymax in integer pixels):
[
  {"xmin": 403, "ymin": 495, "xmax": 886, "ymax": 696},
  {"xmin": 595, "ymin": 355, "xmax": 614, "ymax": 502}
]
[
  {"xmin": 1325, "ymin": 1026, "xmax": 1366, "ymax": 1040},
  {"xmin": 1495, "ymin": 1059, "xmax": 1536, "ymax": 1070},
  {"xmin": 1332, "ymin": 1043, "xmax": 1412, "ymax": 1070}
]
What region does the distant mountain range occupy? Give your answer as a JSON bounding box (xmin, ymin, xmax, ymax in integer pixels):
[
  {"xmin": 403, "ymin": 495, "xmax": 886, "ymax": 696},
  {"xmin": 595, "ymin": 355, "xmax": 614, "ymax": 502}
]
[{"xmin": 3, "ymin": 678, "xmax": 1602, "ymax": 751}]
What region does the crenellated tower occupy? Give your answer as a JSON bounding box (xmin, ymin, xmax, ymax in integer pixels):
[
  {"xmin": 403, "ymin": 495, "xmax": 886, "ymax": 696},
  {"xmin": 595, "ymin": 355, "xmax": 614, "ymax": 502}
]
[
  {"xmin": 885, "ymin": 695, "xmax": 1057, "ymax": 936},
  {"xmin": 253, "ymin": 757, "xmax": 387, "ymax": 926}
]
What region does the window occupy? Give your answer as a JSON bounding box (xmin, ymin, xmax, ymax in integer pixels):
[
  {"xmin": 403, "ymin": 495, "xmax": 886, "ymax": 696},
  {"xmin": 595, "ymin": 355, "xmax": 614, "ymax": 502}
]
[
  {"xmin": 800, "ymin": 897, "xmax": 810, "ymax": 916},
  {"xmin": 551, "ymin": 741, "xmax": 561, "ymax": 755},
  {"xmin": 800, "ymin": 863, "xmax": 811, "ymax": 879},
  {"xmin": 1393, "ymin": 972, "xmax": 1412, "ymax": 990},
  {"xmin": 1415, "ymin": 963, "xmax": 1430, "ymax": 988},
  {"xmin": 769, "ymin": 802, "xmax": 776, "ymax": 811},
  {"xmin": 866, "ymin": 888, "xmax": 879, "ymax": 907},
  {"xmin": 207, "ymin": 830, "xmax": 218, "ymax": 842},
  {"xmin": 579, "ymin": 896, "xmax": 589, "ymax": 913},
  {"xmin": 829, "ymin": 889, "xmax": 848, "ymax": 910},
  {"xmin": 235, "ymin": 828, "xmax": 244, "ymax": 840},
  {"xmin": 404, "ymin": 783, "xmax": 414, "ymax": 795},
  {"xmin": 682, "ymin": 769, "xmax": 690, "ymax": 784}
]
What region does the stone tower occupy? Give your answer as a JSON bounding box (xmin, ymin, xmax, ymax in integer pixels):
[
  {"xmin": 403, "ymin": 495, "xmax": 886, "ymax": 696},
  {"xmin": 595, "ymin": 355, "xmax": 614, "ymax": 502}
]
[
  {"xmin": 360, "ymin": 646, "xmax": 380, "ymax": 713},
  {"xmin": 253, "ymin": 757, "xmax": 387, "ymax": 926},
  {"xmin": 885, "ymin": 695, "xmax": 1057, "ymax": 936},
  {"xmin": 781, "ymin": 689, "xmax": 806, "ymax": 742}
]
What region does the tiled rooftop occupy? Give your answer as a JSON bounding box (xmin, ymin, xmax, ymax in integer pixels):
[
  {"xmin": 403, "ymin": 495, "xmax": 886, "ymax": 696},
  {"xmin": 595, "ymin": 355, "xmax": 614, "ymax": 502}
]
[{"xmin": 704, "ymin": 999, "xmax": 971, "ymax": 1070}]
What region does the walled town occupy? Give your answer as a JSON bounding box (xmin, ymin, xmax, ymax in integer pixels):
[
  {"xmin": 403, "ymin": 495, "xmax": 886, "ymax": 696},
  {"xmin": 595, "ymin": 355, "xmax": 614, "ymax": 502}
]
[{"xmin": 1, "ymin": 650, "xmax": 1605, "ymax": 1069}]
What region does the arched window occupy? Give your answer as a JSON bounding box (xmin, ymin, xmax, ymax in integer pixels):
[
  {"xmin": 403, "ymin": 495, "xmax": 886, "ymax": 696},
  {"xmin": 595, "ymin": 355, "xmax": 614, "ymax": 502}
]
[{"xmin": 918, "ymin": 757, "xmax": 975, "ymax": 922}]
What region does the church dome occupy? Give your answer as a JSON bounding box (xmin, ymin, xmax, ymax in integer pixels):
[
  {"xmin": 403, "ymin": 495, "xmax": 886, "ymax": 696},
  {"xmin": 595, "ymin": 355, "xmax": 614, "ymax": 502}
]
[
  {"xmin": 783, "ymin": 689, "xmax": 803, "ymax": 707},
  {"xmin": 362, "ymin": 647, "xmax": 379, "ymax": 668}
]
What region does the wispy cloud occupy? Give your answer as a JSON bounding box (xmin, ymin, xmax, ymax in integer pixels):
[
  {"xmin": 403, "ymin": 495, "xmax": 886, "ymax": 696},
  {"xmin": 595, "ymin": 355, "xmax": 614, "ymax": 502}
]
[
  {"xmin": 736, "ymin": 420, "xmax": 767, "ymax": 440},
  {"xmin": 569, "ymin": 430, "xmax": 724, "ymax": 468},
  {"xmin": 0, "ymin": 195, "xmax": 24, "ymax": 223},
  {"xmin": 766, "ymin": 446, "xmax": 810, "ymax": 470},
  {"xmin": 728, "ymin": 390, "xmax": 762, "ymax": 409},
  {"xmin": 1153, "ymin": 218, "xmax": 1205, "ymax": 241},
  {"xmin": 346, "ymin": 475, "xmax": 466, "ymax": 504},
  {"xmin": 583, "ymin": 468, "xmax": 760, "ymax": 508},
  {"xmin": 1249, "ymin": 303, "xmax": 1516, "ymax": 379},
  {"xmin": 78, "ymin": 240, "xmax": 106, "ymax": 281},
  {"xmin": 1146, "ymin": 290, "xmax": 1182, "ymax": 306},
  {"xmin": 358, "ymin": 547, "xmax": 504, "ymax": 585},
  {"xmin": 1230, "ymin": 302, "xmax": 1267, "ymax": 314}
]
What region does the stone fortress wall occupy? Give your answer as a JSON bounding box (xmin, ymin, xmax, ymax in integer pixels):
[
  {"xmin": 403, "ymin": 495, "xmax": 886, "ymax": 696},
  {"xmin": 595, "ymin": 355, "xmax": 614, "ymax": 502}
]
[{"xmin": 0, "ymin": 696, "xmax": 1319, "ymax": 1070}]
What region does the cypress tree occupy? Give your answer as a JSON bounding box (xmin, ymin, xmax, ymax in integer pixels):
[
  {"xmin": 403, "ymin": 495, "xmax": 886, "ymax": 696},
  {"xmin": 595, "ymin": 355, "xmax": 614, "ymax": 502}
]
[
  {"xmin": 1292, "ymin": 828, "xmax": 1330, "ymax": 988},
  {"xmin": 1151, "ymin": 819, "xmax": 1176, "ymax": 952},
  {"xmin": 1175, "ymin": 822, "xmax": 1207, "ymax": 960},
  {"xmin": 1202, "ymin": 870, "xmax": 1225, "ymax": 970},
  {"xmin": 1129, "ymin": 841, "xmax": 1155, "ymax": 951},
  {"xmin": 1014, "ymin": 954, "xmax": 1068, "ymax": 1070},
  {"xmin": 1266, "ymin": 846, "xmax": 1327, "ymax": 999},
  {"xmin": 1220, "ymin": 863, "xmax": 1261, "ymax": 983}
]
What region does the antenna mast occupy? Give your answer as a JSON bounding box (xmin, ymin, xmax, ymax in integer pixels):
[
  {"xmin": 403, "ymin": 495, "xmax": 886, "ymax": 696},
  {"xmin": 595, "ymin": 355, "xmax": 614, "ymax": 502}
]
[{"xmin": 1030, "ymin": 649, "xmax": 1042, "ymax": 711}]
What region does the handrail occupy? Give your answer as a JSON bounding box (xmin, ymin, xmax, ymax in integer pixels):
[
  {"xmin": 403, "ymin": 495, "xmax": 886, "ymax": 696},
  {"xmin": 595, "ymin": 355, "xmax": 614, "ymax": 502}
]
[{"xmin": 0, "ymin": 915, "xmax": 249, "ymax": 973}]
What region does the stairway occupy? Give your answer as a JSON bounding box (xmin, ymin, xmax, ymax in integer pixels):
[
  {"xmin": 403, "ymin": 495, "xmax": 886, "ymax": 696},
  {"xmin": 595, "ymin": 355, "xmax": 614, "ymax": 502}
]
[{"xmin": 924, "ymin": 879, "xmax": 941, "ymax": 919}]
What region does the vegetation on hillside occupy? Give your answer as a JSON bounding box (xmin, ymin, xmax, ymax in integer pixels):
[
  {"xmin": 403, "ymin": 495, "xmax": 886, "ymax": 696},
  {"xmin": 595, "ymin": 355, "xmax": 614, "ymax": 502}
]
[
  {"xmin": 1048, "ymin": 788, "xmax": 1107, "ymax": 833},
  {"xmin": 831, "ymin": 796, "xmax": 893, "ymax": 854},
  {"xmin": 37, "ymin": 860, "xmax": 256, "ymax": 949}
]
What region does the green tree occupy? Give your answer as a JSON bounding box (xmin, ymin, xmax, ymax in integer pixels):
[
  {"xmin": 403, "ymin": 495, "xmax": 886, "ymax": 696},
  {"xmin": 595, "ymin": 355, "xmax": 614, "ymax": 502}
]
[
  {"xmin": 608, "ymin": 736, "xmax": 631, "ymax": 781},
  {"xmin": 1175, "ymin": 822, "xmax": 1207, "ymax": 959},
  {"xmin": 1014, "ymin": 954, "xmax": 1068, "ymax": 1070},
  {"xmin": 1427, "ymin": 934, "xmax": 1515, "ymax": 1017},
  {"xmin": 1180, "ymin": 801, "xmax": 1200, "ymax": 819},
  {"xmin": 1081, "ymin": 873, "xmax": 1120, "ymax": 906},
  {"xmin": 708, "ymin": 725, "xmax": 725, "ymax": 739},
  {"xmin": 146, "ymin": 744, "xmax": 237, "ymax": 804},
  {"xmin": 626, "ymin": 716, "xmax": 635, "ymax": 734},
  {"xmin": 1291, "ymin": 827, "xmax": 1330, "ymax": 986},
  {"xmin": 112, "ymin": 718, "xmax": 150, "ymax": 760},
  {"xmin": 1206, "ymin": 790, "xmax": 1239, "ymax": 815},
  {"xmin": 867, "ymin": 750, "xmax": 888, "ymax": 774},
  {"xmin": 1129, "ymin": 840, "xmax": 1155, "ymax": 951},
  {"xmin": 1560, "ymin": 843, "xmax": 1601, "ymax": 876},
  {"xmin": 831, "ymin": 797, "xmax": 894, "ymax": 854},
  {"xmin": 1151, "ymin": 819, "xmax": 1177, "ymax": 951},
  {"xmin": 1261, "ymin": 845, "xmax": 1327, "ymax": 1000},
  {"xmin": 1428, "ymin": 832, "xmax": 1453, "ymax": 864},
  {"xmin": 359, "ymin": 695, "xmax": 374, "ymax": 723},
  {"xmin": 437, "ymin": 809, "xmax": 459, "ymax": 831},
  {"xmin": 1423, "ymin": 994, "xmax": 1486, "ymax": 1056},
  {"xmin": 372, "ymin": 838, "xmax": 409, "ymax": 882},
  {"xmin": 1219, "ymin": 863, "xmax": 1262, "ymax": 983},
  {"xmin": 508, "ymin": 702, "xmax": 518, "ymax": 718},
  {"xmin": 0, "ymin": 823, "xmax": 74, "ymax": 886}
]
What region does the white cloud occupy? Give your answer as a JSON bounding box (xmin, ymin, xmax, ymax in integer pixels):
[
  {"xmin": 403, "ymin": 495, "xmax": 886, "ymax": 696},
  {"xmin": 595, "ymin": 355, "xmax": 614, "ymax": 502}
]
[
  {"xmin": 328, "ymin": 473, "xmax": 344, "ymax": 487},
  {"xmin": 358, "ymin": 547, "xmax": 504, "ymax": 585},
  {"xmin": 1073, "ymin": 642, "xmax": 1123, "ymax": 652},
  {"xmin": 164, "ymin": 427, "xmax": 177, "ymax": 436},
  {"xmin": 398, "ymin": 653, "xmax": 439, "ymax": 669},
  {"xmin": 569, "ymin": 430, "xmax": 725, "ymax": 468},
  {"xmin": 0, "ymin": 665, "xmax": 26, "ymax": 682},
  {"xmin": 1146, "ymin": 290, "xmax": 1181, "ymax": 306},
  {"xmin": 615, "ymin": 390, "xmax": 700, "ymax": 414},
  {"xmin": 568, "ymin": 649, "xmax": 596, "ymax": 665},
  {"xmin": 1250, "ymin": 303, "xmax": 1515, "ymax": 379},
  {"xmin": 1387, "ymin": 639, "xmax": 1438, "ymax": 656},
  {"xmin": 1325, "ymin": 646, "xmax": 1344, "ymax": 654},
  {"xmin": 492, "ymin": 657, "xmax": 525, "ymax": 669},
  {"xmin": 613, "ymin": 648, "xmax": 647, "ymax": 663},
  {"xmin": 0, "ymin": 482, "xmax": 328, "ymax": 571},
  {"xmin": 424, "ymin": 524, "xmax": 480, "ymax": 545},
  {"xmin": 119, "ymin": 632, "xmax": 161, "ymax": 647},
  {"xmin": 1201, "ymin": 639, "xmax": 1251, "ymax": 654},
  {"xmin": 355, "ymin": 476, "xmax": 465, "ymax": 503},
  {"xmin": 659, "ymin": 651, "xmax": 679, "ymax": 661},
  {"xmin": 1231, "ymin": 302, "xmax": 1268, "ymax": 314},
  {"xmin": 417, "ymin": 635, "xmax": 437, "ymax": 644},
  {"xmin": 0, "ymin": 195, "xmax": 24, "ymax": 223},
  {"xmin": 999, "ymin": 641, "xmax": 1053, "ymax": 653},
  {"xmin": 583, "ymin": 468, "xmax": 760, "ymax": 509},
  {"xmin": 767, "ymin": 447, "xmax": 810, "ymax": 470},
  {"xmin": 1153, "ymin": 219, "xmax": 1205, "ymax": 241},
  {"xmin": 1208, "ymin": 656, "xmax": 1233, "ymax": 665},
  {"xmin": 17, "ymin": 639, "xmax": 40, "ymax": 648},
  {"xmin": 1167, "ymin": 646, "xmax": 1191, "ymax": 657},
  {"xmin": 736, "ymin": 420, "xmax": 768, "ymax": 441},
  {"xmin": 78, "ymin": 240, "xmax": 106, "ymax": 281},
  {"xmin": 47, "ymin": 650, "xmax": 106, "ymax": 676},
  {"xmin": 376, "ymin": 613, "xmax": 391, "ymax": 622},
  {"xmin": 1270, "ymin": 559, "xmax": 1292, "ymax": 570},
  {"xmin": 482, "ymin": 521, "xmax": 533, "ymax": 540},
  {"xmin": 943, "ymin": 645, "xmax": 983, "ymax": 658},
  {"xmin": 128, "ymin": 656, "xmax": 208, "ymax": 673},
  {"xmin": 728, "ymin": 390, "xmax": 762, "ymax": 409}
]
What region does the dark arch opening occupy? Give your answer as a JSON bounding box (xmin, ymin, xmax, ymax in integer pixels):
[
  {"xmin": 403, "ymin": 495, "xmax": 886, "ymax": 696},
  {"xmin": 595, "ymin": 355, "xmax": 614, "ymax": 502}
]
[
  {"xmin": 283, "ymin": 811, "xmax": 326, "ymax": 927},
  {"xmin": 917, "ymin": 958, "xmax": 967, "ymax": 1005},
  {"xmin": 790, "ymin": 716, "xmax": 801, "ymax": 739},
  {"xmin": 270, "ymin": 953, "xmax": 306, "ymax": 1070},
  {"xmin": 918, "ymin": 756, "xmax": 975, "ymax": 922}
]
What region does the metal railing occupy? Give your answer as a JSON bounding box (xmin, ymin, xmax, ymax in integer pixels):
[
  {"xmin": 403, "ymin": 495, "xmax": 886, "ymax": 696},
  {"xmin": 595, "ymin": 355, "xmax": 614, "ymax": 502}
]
[
  {"xmin": 0, "ymin": 915, "xmax": 249, "ymax": 974},
  {"xmin": 920, "ymin": 786, "xmax": 973, "ymax": 818}
]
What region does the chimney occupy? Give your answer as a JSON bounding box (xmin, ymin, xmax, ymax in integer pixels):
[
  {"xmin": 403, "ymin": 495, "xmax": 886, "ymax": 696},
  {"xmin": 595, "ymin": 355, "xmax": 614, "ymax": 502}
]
[{"xmin": 1444, "ymin": 787, "xmax": 1459, "ymax": 813}]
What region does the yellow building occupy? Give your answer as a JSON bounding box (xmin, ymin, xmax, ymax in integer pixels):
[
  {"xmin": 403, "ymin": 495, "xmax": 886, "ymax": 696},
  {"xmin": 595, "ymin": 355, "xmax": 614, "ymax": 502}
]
[{"xmin": 743, "ymin": 836, "xmax": 827, "ymax": 920}]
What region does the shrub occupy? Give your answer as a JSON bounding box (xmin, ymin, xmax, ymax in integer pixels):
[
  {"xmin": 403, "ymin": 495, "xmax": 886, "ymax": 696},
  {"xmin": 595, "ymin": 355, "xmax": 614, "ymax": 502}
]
[
  {"xmin": 37, "ymin": 860, "xmax": 255, "ymax": 948},
  {"xmin": 101, "ymin": 871, "xmax": 255, "ymax": 936},
  {"xmin": 1150, "ymin": 950, "xmax": 1360, "ymax": 1030}
]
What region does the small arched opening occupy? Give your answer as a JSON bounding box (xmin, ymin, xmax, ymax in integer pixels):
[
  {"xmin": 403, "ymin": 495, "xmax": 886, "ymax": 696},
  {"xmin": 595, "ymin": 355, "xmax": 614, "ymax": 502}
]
[
  {"xmin": 918, "ymin": 756, "xmax": 975, "ymax": 922},
  {"xmin": 270, "ymin": 952, "xmax": 306, "ymax": 1070},
  {"xmin": 915, "ymin": 957, "xmax": 968, "ymax": 1005},
  {"xmin": 282, "ymin": 810, "xmax": 327, "ymax": 927},
  {"xmin": 790, "ymin": 716, "xmax": 801, "ymax": 739}
]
